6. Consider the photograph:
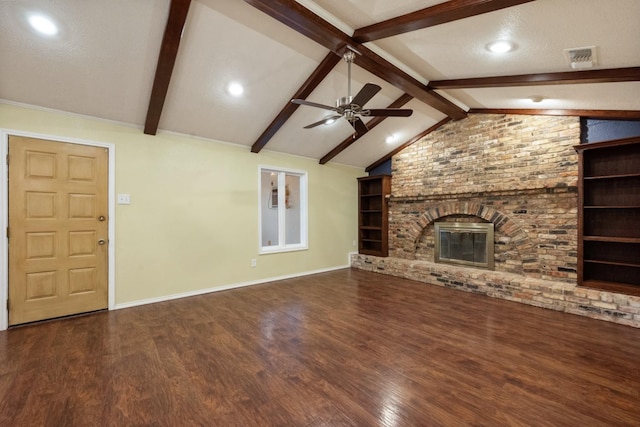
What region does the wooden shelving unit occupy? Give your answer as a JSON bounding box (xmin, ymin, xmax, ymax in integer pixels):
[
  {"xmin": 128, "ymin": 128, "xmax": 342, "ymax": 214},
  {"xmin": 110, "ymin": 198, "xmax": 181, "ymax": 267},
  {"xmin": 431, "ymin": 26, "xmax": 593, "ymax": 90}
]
[
  {"xmin": 575, "ymin": 136, "xmax": 640, "ymax": 296},
  {"xmin": 358, "ymin": 175, "xmax": 391, "ymax": 257}
]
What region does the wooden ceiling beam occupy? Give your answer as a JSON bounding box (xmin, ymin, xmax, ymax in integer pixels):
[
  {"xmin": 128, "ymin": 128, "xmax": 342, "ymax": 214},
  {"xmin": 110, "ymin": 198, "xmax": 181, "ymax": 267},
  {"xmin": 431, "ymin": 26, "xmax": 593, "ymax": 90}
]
[
  {"xmin": 319, "ymin": 94, "xmax": 413, "ymax": 165},
  {"xmin": 243, "ymin": 0, "xmax": 350, "ymax": 53},
  {"xmin": 144, "ymin": 0, "xmax": 192, "ymax": 135},
  {"xmin": 353, "ymin": 0, "xmax": 535, "ymax": 43},
  {"xmin": 430, "ymin": 67, "xmax": 640, "ymax": 89},
  {"xmin": 354, "ymin": 45, "xmax": 466, "ymax": 120},
  {"xmin": 251, "ymin": 52, "xmax": 341, "ymax": 153},
  {"xmin": 365, "ymin": 118, "xmax": 451, "ymax": 172},
  {"xmin": 243, "ymin": 0, "xmax": 466, "ymax": 120},
  {"xmin": 469, "ymin": 108, "xmax": 640, "ymax": 120}
]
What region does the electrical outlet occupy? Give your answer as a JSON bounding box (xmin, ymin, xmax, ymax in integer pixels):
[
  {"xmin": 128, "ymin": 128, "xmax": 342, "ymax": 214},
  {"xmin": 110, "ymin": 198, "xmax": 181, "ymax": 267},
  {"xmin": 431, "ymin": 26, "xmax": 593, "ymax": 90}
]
[{"xmin": 251, "ymin": 259, "xmax": 257, "ymax": 268}]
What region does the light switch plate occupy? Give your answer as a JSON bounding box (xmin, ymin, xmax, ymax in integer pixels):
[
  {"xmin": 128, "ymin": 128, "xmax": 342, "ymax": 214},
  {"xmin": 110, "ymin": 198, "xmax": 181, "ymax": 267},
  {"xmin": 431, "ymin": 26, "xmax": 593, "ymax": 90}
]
[{"xmin": 117, "ymin": 193, "xmax": 131, "ymax": 205}]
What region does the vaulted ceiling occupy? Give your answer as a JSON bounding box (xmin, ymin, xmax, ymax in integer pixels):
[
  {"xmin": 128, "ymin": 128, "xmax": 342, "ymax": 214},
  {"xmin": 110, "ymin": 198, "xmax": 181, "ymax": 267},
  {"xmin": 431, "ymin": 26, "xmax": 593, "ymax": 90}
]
[{"xmin": 1, "ymin": 0, "xmax": 639, "ymax": 170}]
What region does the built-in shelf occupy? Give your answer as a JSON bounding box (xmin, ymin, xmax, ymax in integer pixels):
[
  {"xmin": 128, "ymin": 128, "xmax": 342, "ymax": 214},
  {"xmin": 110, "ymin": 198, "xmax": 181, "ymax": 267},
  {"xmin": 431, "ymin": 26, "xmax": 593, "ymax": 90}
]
[
  {"xmin": 358, "ymin": 175, "xmax": 390, "ymax": 257},
  {"xmin": 585, "ymin": 259, "xmax": 640, "ymax": 268},
  {"xmin": 575, "ymin": 136, "xmax": 640, "ymax": 295},
  {"xmin": 583, "ymin": 236, "xmax": 640, "ymax": 243},
  {"xmin": 581, "ymin": 280, "xmax": 640, "ymax": 297},
  {"xmin": 584, "ymin": 206, "xmax": 640, "ymax": 209},
  {"xmin": 584, "ymin": 173, "xmax": 640, "ymax": 180}
]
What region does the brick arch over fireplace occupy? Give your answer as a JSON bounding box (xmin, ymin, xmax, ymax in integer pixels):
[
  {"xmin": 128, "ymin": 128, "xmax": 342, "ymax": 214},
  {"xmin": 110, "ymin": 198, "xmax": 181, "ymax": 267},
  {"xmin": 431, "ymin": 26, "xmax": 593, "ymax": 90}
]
[{"xmin": 408, "ymin": 202, "xmax": 541, "ymax": 275}]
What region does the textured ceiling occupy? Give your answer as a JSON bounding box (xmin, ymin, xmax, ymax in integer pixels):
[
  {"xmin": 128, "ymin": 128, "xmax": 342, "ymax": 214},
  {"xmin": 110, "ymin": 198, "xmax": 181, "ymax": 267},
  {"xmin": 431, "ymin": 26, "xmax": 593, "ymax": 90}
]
[{"xmin": 1, "ymin": 0, "xmax": 639, "ymax": 169}]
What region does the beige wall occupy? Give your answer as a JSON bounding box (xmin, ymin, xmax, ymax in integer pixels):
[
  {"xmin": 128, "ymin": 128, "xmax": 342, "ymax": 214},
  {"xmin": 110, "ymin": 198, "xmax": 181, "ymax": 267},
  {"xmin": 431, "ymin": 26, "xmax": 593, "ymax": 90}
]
[{"xmin": 1, "ymin": 103, "xmax": 363, "ymax": 306}]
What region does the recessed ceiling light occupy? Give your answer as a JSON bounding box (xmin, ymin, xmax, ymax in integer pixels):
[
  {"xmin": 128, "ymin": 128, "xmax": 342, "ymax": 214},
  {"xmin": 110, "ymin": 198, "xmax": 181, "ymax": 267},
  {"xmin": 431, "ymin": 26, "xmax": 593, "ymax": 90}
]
[
  {"xmin": 529, "ymin": 95, "xmax": 544, "ymax": 103},
  {"xmin": 28, "ymin": 14, "xmax": 58, "ymax": 36},
  {"xmin": 486, "ymin": 40, "xmax": 515, "ymax": 53},
  {"xmin": 385, "ymin": 135, "xmax": 396, "ymax": 144},
  {"xmin": 227, "ymin": 82, "xmax": 244, "ymax": 97}
]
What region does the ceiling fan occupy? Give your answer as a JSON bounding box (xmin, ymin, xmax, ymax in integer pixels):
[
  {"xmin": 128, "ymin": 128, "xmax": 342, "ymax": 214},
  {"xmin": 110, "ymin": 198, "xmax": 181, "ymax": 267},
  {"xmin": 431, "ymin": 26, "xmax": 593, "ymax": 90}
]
[{"xmin": 291, "ymin": 49, "xmax": 413, "ymax": 136}]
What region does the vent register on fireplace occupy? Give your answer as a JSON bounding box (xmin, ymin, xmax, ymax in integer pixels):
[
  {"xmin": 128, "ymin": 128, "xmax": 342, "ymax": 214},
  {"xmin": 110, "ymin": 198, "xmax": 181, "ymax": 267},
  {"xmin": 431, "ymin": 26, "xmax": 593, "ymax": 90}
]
[{"xmin": 435, "ymin": 222, "xmax": 494, "ymax": 270}]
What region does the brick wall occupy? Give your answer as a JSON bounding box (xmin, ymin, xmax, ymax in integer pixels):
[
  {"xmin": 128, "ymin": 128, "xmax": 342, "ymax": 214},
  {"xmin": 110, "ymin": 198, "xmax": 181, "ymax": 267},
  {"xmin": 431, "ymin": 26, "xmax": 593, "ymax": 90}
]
[
  {"xmin": 392, "ymin": 114, "xmax": 580, "ymax": 197},
  {"xmin": 390, "ymin": 114, "xmax": 580, "ymax": 282},
  {"xmin": 351, "ymin": 114, "xmax": 640, "ymax": 327}
]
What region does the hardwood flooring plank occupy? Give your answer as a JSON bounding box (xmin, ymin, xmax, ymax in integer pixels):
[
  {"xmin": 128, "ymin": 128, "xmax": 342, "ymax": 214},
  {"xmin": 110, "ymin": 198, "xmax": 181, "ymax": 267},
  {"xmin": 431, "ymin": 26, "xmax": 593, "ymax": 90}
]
[
  {"xmin": 0, "ymin": 268, "xmax": 639, "ymax": 425},
  {"xmin": 208, "ymin": 297, "xmax": 381, "ymax": 425}
]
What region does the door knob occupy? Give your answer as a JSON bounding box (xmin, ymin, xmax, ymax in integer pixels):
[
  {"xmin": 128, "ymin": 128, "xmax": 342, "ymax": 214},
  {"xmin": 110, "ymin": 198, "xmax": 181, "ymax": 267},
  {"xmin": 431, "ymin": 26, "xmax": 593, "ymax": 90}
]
[
  {"xmin": 98, "ymin": 239, "xmax": 106, "ymax": 245},
  {"xmin": 98, "ymin": 215, "xmax": 106, "ymax": 221}
]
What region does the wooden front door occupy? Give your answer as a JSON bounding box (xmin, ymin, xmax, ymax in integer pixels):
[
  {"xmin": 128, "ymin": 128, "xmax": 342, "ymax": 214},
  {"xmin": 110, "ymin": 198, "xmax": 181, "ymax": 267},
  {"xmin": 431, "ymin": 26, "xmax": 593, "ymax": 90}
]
[{"xmin": 8, "ymin": 136, "xmax": 109, "ymax": 326}]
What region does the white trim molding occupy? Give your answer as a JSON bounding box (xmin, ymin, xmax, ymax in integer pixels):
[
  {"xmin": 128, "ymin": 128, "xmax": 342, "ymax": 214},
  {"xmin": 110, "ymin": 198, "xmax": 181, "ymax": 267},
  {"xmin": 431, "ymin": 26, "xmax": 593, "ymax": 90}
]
[{"xmin": 115, "ymin": 264, "xmax": 351, "ymax": 311}]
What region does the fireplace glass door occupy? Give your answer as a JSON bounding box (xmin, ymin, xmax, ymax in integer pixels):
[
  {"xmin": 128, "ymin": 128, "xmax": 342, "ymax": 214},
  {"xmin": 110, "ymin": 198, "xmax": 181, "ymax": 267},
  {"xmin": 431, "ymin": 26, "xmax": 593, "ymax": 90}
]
[{"xmin": 435, "ymin": 222, "xmax": 494, "ymax": 270}]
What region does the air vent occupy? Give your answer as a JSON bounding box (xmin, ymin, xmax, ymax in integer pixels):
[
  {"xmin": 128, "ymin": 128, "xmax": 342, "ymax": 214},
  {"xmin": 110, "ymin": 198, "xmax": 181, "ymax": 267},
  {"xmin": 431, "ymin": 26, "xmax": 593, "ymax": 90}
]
[{"xmin": 564, "ymin": 46, "xmax": 597, "ymax": 70}]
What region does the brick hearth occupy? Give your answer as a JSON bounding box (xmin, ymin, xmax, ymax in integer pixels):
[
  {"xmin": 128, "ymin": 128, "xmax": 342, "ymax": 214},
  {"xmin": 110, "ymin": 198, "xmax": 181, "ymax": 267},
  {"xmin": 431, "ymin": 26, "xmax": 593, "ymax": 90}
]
[{"xmin": 351, "ymin": 254, "xmax": 640, "ymax": 327}]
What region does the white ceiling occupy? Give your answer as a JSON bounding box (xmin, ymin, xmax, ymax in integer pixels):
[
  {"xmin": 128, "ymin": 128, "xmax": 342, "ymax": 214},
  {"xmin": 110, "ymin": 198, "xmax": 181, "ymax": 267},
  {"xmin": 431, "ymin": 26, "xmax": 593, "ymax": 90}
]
[{"xmin": 1, "ymin": 0, "xmax": 639, "ymax": 169}]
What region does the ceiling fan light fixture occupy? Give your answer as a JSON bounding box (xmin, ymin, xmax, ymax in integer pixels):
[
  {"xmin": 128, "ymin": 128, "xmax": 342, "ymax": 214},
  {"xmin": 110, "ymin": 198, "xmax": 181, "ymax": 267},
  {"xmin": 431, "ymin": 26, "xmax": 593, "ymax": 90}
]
[
  {"xmin": 486, "ymin": 40, "xmax": 515, "ymax": 53},
  {"xmin": 292, "ymin": 49, "xmax": 413, "ymax": 134}
]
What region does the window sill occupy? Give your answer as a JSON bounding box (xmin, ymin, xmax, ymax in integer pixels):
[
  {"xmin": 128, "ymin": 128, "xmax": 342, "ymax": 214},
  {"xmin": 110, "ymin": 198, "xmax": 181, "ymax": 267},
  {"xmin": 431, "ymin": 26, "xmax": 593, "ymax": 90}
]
[{"xmin": 259, "ymin": 244, "xmax": 308, "ymax": 255}]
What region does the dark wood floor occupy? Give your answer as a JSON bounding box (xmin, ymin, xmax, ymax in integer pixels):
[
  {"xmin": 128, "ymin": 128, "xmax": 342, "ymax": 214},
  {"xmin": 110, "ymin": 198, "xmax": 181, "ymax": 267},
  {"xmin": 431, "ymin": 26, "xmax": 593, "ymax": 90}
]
[{"xmin": 1, "ymin": 268, "xmax": 639, "ymax": 426}]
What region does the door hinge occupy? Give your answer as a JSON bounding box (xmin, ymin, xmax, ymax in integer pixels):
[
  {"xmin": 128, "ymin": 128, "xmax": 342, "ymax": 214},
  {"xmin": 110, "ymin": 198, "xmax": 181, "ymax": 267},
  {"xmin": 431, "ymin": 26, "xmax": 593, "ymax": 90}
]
[
  {"xmin": 5, "ymin": 227, "xmax": 8, "ymax": 239},
  {"xmin": 5, "ymin": 154, "xmax": 8, "ymax": 165},
  {"xmin": 6, "ymin": 299, "xmax": 9, "ymax": 311}
]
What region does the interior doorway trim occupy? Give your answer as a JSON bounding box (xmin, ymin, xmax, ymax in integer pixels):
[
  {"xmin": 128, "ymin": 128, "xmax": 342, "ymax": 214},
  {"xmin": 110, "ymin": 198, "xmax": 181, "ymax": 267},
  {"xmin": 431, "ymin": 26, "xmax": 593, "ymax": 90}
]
[{"xmin": 0, "ymin": 129, "xmax": 116, "ymax": 330}]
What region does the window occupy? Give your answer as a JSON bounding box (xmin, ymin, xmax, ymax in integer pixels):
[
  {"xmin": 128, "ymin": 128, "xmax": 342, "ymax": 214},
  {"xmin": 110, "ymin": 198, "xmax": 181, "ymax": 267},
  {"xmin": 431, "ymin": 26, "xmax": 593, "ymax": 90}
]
[{"xmin": 259, "ymin": 166, "xmax": 307, "ymax": 253}]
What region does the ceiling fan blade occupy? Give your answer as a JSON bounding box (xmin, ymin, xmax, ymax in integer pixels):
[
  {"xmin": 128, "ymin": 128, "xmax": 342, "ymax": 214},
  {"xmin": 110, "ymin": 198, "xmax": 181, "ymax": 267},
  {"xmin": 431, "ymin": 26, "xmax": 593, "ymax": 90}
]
[
  {"xmin": 351, "ymin": 83, "xmax": 381, "ymax": 108},
  {"xmin": 303, "ymin": 115, "xmax": 342, "ymax": 129},
  {"xmin": 350, "ymin": 117, "xmax": 369, "ymax": 135},
  {"xmin": 364, "ymin": 108, "xmax": 414, "ymax": 117},
  {"xmin": 291, "ymin": 99, "xmax": 339, "ymax": 112}
]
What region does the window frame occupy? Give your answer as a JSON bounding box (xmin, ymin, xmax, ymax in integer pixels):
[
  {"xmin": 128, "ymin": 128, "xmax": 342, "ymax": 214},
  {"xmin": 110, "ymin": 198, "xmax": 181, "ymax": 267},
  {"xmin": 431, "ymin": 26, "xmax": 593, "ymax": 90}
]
[{"xmin": 258, "ymin": 165, "xmax": 308, "ymax": 254}]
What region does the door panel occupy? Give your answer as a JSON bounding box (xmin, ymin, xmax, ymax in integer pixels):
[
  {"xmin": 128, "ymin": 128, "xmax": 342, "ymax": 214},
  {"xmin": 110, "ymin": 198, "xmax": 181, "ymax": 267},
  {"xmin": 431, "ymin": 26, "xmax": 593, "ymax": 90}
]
[{"xmin": 8, "ymin": 136, "xmax": 109, "ymax": 325}]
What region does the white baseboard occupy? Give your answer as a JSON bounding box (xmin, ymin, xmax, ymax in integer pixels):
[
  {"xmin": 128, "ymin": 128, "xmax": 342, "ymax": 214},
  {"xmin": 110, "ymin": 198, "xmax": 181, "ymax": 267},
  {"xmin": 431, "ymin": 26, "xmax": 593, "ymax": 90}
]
[{"xmin": 114, "ymin": 264, "xmax": 350, "ymax": 311}]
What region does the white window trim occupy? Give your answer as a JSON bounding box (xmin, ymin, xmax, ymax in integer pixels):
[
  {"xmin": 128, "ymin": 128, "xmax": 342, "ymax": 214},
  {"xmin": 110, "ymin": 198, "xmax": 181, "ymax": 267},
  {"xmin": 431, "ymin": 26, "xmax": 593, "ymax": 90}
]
[{"xmin": 258, "ymin": 165, "xmax": 308, "ymax": 254}]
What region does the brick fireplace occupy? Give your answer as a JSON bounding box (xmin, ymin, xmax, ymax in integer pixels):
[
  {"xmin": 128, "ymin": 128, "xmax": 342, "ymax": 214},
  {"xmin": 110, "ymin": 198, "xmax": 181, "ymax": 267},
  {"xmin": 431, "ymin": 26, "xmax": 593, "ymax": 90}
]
[
  {"xmin": 393, "ymin": 192, "xmax": 577, "ymax": 280},
  {"xmin": 352, "ymin": 114, "xmax": 640, "ymax": 327}
]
